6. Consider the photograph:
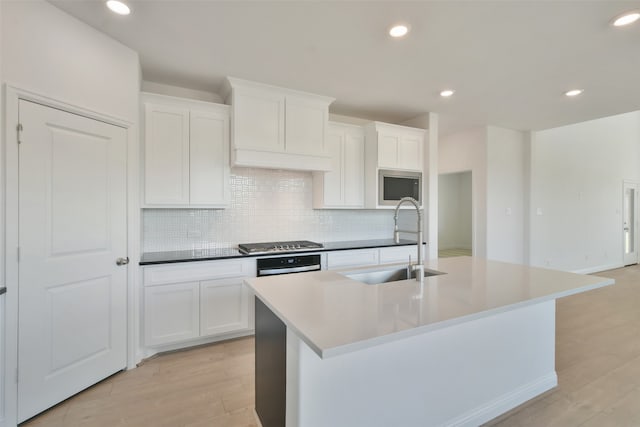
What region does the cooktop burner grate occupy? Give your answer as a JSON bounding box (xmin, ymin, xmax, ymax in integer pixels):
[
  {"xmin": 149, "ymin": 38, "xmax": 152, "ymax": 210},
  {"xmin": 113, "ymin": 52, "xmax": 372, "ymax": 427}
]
[{"xmin": 238, "ymin": 240, "xmax": 323, "ymax": 255}]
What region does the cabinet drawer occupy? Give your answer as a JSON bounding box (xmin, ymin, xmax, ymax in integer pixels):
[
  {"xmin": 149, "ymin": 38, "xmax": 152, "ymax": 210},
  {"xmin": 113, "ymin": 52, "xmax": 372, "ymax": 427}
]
[
  {"xmin": 143, "ymin": 259, "xmax": 255, "ymax": 286},
  {"xmin": 326, "ymin": 249, "xmax": 379, "ymax": 270},
  {"xmin": 379, "ymin": 246, "xmax": 420, "ymax": 264}
]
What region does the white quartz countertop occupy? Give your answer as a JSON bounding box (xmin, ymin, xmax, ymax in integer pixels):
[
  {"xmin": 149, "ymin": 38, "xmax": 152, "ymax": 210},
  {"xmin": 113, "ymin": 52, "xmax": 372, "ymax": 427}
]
[{"xmin": 245, "ymin": 257, "xmax": 613, "ymax": 358}]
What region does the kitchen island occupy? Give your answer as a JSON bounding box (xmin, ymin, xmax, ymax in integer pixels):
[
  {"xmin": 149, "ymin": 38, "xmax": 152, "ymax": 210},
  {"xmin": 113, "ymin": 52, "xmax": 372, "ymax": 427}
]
[{"xmin": 245, "ymin": 257, "xmax": 613, "ymax": 427}]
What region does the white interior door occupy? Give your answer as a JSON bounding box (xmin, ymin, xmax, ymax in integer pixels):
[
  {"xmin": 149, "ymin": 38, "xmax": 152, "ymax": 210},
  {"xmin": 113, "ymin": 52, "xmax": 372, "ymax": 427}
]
[
  {"xmin": 623, "ymin": 182, "xmax": 639, "ymax": 266},
  {"xmin": 17, "ymin": 100, "xmax": 128, "ymax": 422}
]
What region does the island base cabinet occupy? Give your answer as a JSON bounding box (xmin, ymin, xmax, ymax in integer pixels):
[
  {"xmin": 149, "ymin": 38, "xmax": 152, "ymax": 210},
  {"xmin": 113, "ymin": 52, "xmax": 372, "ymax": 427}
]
[
  {"xmin": 255, "ymin": 298, "xmax": 287, "ymax": 427},
  {"xmin": 281, "ymin": 300, "xmax": 558, "ymax": 427},
  {"xmin": 200, "ymin": 278, "xmax": 250, "ymax": 337},
  {"xmin": 144, "ymin": 282, "xmax": 200, "ymax": 347}
]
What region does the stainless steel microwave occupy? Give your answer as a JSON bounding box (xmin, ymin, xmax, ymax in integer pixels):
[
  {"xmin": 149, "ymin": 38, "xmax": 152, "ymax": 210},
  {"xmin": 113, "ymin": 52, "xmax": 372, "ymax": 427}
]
[{"xmin": 378, "ymin": 169, "xmax": 422, "ymax": 206}]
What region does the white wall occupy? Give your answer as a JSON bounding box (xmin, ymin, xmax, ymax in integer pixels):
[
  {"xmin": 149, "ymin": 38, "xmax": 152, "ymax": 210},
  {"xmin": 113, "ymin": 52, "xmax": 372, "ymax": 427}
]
[
  {"xmin": 439, "ymin": 127, "xmax": 487, "ymax": 257},
  {"xmin": 439, "ymin": 126, "xmax": 527, "ymax": 262},
  {"xmin": 438, "ymin": 172, "xmax": 472, "ymax": 250},
  {"xmin": 401, "ymin": 113, "xmax": 438, "ymax": 259},
  {"xmin": 530, "ymin": 111, "xmax": 640, "ymax": 273},
  {"xmin": 1, "ymin": 2, "xmax": 141, "ymax": 424},
  {"xmin": 486, "ymin": 126, "xmax": 527, "ymax": 263},
  {"xmin": 2, "ymin": 0, "xmax": 140, "ymax": 123}
]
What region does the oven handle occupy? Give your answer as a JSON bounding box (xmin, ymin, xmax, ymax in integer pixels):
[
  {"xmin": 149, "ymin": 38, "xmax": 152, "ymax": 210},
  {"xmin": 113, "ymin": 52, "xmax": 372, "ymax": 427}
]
[{"xmin": 258, "ymin": 264, "xmax": 321, "ymax": 276}]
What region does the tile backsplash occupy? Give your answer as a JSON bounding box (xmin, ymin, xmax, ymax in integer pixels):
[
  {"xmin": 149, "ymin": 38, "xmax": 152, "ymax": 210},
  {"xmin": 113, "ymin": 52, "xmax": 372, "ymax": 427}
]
[{"xmin": 142, "ymin": 167, "xmax": 396, "ymax": 252}]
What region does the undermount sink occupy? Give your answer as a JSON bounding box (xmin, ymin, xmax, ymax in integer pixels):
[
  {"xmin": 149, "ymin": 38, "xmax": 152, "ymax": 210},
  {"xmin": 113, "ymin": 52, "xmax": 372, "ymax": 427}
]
[{"xmin": 342, "ymin": 266, "xmax": 445, "ymax": 285}]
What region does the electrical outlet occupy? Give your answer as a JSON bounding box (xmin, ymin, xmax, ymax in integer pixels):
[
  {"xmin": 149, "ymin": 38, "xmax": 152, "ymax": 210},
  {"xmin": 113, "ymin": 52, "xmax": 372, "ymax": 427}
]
[
  {"xmin": 536, "ymin": 208, "xmax": 543, "ymax": 216},
  {"xmin": 505, "ymin": 207, "xmax": 512, "ymax": 216}
]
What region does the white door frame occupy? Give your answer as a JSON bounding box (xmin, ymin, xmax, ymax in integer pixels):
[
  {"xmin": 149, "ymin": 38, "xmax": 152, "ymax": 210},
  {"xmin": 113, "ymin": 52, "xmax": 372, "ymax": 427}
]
[
  {"xmin": 3, "ymin": 84, "xmax": 140, "ymax": 427},
  {"xmin": 623, "ymin": 180, "xmax": 639, "ymax": 266},
  {"xmin": 437, "ymin": 170, "xmax": 474, "ymax": 256}
]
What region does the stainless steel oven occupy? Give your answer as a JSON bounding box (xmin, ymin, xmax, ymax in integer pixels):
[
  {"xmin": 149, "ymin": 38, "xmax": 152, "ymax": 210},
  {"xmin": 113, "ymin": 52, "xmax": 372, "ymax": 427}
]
[{"xmin": 256, "ymin": 254, "xmax": 322, "ymax": 277}]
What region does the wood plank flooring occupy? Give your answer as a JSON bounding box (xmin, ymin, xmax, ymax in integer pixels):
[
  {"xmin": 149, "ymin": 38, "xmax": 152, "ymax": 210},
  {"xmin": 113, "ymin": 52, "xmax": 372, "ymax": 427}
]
[
  {"xmin": 21, "ymin": 338, "xmax": 257, "ymax": 427},
  {"xmin": 22, "ymin": 265, "xmax": 640, "ymax": 426},
  {"xmin": 439, "ymin": 248, "xmax": 472, "ymax": 258}
]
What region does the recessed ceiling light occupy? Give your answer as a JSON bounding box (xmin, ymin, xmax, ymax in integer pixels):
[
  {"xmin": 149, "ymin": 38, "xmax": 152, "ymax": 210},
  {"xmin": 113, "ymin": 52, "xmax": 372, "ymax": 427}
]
[
  {"xmin": 440, "ymin": 89, "xmax": 455, "ymax": 97},
  {"xmin": 612, "ymin": 11, "xmax": 640, "ymax": 27},
  {"xmin": 106, "ymin": 0, "xmax": 130, "ymax": 15},
  {"xmin": 389, "ymin": 25, "xmax": 409, "ymax": 38},
  {"xmin": 565, "ymin": 89, "xmax": 584, "ymax": 97}
]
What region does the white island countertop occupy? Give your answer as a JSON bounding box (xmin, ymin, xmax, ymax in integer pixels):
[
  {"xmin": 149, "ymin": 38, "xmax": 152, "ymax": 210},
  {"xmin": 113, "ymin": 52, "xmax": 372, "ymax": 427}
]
[{"xmin": 245, "ymin": 257, "xmax": 613, "ymax": 358}]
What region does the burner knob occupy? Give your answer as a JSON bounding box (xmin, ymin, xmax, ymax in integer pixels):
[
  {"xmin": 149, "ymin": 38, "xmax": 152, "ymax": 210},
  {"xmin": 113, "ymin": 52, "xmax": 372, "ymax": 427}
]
[{"xmin": 296, "ymin": 244, "xmax": 301, "ymax": 249}]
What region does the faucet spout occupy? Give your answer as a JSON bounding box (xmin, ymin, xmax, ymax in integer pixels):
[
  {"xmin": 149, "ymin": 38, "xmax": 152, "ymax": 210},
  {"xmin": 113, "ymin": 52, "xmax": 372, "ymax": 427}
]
[{"xmin": 393, "ymin": 197, "xmax": 424, "ymax": 282}]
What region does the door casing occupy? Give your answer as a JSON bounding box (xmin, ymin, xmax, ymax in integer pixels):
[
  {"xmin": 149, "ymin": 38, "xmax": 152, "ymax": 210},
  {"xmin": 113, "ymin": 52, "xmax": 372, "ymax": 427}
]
[
  {"xmin": 2, "ymin": 85, "xmax": 140, "ymax": 427},
  {"xmin": 623, "ymin": 180, "xmax": 639, "ymax": 266}
]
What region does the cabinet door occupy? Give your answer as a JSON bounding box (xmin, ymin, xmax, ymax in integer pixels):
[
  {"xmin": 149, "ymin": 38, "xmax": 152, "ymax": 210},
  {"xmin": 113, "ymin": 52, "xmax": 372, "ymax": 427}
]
[
  {"xmin": 233, "ymin": 88, "xmax": 284, "ymax": 152},
  {"xmin": 190, "ymin": 109, "xmax": 229, "ymax": 205},
  {"xmin": 144, "ymin": 103, "xmax": 190, "ymax": 205},
  {"xmin": 398, "ymin": 133, "xmax": 422, "ymax": 171},
  {"xmin": 200, "ymin": 278, "xmax": 249, "ymax": 337},
  {"xmin": 343, "ymin": 131, "xmax": 365, "ymax": 207},
  {"xmin": 377, "ymin": 133, "xmax": 399, "ymax": 168},
  {"xmin": 322, "ymin": 128, "xmax": 344, "ymax": 206},
  {"xmin": 144, "ymin": 282, "xmax": 200, "ymax": 346},
  {"xmin": 285, "ymin": 94, "xmax": 327, "ymax": 156}
]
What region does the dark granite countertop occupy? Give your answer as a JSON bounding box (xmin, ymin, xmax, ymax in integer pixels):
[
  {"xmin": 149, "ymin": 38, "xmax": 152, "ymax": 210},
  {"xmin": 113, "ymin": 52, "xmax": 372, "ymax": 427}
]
[{"xmin": 140, "ymin": 239, "xmax": 425, "ymax": 265}]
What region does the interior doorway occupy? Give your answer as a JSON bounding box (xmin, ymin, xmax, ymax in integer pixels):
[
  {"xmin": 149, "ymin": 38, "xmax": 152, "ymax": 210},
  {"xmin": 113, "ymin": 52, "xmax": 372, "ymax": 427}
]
[
  {"xmin": 623, "ymin": 181, "xmax": 639, "ymax": 266},
  {"xmin": 438, "ymin": 171, "xmax": 472, "ymax": 258}
]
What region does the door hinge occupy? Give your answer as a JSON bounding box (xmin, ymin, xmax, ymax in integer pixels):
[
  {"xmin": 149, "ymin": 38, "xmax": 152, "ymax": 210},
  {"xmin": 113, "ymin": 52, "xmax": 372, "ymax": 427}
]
[
  {"xmin": 16, "ymin": 368, "xmax": 19, "ymax": 384},
  {"xmin": 17, "ymin": 247, "xmax": 21, "ymax": 262},
  {"xmin": 17, "ymin": 123, "xmax": 23, "ymax": 144}
]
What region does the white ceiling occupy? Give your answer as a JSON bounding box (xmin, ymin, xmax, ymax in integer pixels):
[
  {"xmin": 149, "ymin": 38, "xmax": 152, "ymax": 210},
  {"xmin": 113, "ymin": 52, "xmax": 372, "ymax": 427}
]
[{"xmin": 49, "ymin": 0, "xmax": 640, "ymax": 133}]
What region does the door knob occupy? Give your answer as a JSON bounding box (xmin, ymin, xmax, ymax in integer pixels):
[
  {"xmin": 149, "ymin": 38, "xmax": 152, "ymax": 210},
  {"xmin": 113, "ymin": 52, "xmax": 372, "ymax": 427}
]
[{"xmin": 116, "ymin": 257, "xmax": 130, "ymax": 266}]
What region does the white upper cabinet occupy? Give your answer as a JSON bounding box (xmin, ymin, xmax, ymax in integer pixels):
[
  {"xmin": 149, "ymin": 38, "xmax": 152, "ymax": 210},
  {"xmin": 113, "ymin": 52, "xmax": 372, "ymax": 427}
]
[
  {"xmin": 231, "ymin": 85, "xmax": 284, "ymax": 153},
  {"xmin": 142, "ymin": 93, "xmax": 230, "ymax": 208},
  {"xmin": 364, "ymin": 121, "xmax": 426, "ymax": 209},
  {"xmin": 144, "ymin": 103, "xmax": 190, "ymax": 205},
  {"xmin": 225, "ymin": 77, "xmax": 334, "ymax": 171},
  {"xmin": 368, "ymin": 122, "xmax": 424, "ymax": 171},
  {"xmin": 313, "ymin": 122, "xmax": 365, "ymax": 209}
]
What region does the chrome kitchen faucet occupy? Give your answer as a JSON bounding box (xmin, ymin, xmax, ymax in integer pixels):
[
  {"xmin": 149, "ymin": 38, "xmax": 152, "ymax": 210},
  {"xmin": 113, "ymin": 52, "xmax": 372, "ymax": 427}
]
[{"xmin": 393, "ymin": 197, "xmax": 424, "ymax": 283}]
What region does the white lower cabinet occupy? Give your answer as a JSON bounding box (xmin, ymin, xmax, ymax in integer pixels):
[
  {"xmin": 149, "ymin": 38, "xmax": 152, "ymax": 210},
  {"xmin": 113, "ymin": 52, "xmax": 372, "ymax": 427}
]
[
  {"xmin": 200, "ymin": 278, "xmax": 250, "ymax": 337},
  {"xmin": 327, "ymin": 245, "xmax": 427, "ymax": 271},
  {"xmin": 143, "ymin": 259, "xmax": 255, "ymax": 348},
  {"xmin": 144, "ymin": 282, "xmax": 200, "ymax": 347}
]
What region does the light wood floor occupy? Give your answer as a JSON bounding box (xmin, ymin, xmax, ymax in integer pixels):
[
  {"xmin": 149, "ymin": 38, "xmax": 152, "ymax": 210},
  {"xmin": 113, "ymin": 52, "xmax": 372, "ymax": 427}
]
[
  {"xmin": 439, "ymin": 248, "xmax": 473, "ymax": 258},
  {"xmin": 23, "ymin": 265, "xmax": 640, "ymax": 426}
]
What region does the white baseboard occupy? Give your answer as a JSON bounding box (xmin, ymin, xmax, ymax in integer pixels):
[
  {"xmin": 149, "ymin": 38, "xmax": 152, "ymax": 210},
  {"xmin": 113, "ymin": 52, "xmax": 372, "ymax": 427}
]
[
  {"xmin": 444, "ymin": 372, "xmax": 558, "ymax": 427},
  {"xmin": 139, "ymin": 329, "xmax": 254, "ymax": 362},
  {"xmin": 572, "ymin": 263, "xmax": 624, "ymax": 275}
]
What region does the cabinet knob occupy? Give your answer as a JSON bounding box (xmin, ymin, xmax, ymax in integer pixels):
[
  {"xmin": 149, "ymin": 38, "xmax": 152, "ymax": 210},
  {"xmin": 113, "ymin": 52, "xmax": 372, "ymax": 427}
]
[{"xmin": 116, "ymin": 257, "xmax": 130, "ymax": 266}]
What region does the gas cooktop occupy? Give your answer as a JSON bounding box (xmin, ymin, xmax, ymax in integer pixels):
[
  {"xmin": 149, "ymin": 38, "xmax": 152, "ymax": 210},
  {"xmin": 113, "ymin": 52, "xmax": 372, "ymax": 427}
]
[{"xmin": 238, "ymin": 240, "xmax": 324, "ymax": 255}]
